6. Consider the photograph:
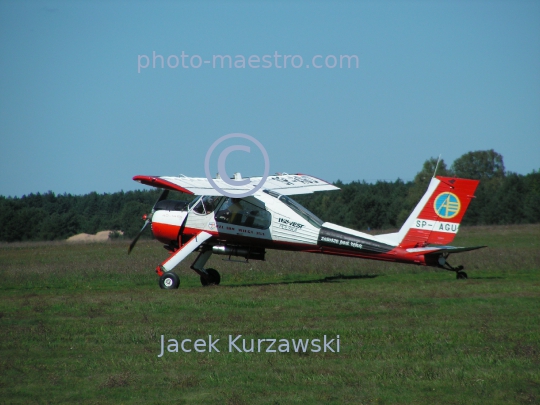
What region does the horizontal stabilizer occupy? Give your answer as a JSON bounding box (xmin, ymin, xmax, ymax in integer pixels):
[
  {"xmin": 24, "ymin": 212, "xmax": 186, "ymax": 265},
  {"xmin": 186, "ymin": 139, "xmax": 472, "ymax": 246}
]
[{"xmin": 406, "ymin": 245, "xmax": 487, "ymax": 255}]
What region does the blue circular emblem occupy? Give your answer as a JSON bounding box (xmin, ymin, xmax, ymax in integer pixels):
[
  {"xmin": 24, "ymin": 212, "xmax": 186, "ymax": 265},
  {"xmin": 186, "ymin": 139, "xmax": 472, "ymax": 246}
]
[{"xmin": 434, "ymin": 192, "xmax": 461, "ymax": 219}]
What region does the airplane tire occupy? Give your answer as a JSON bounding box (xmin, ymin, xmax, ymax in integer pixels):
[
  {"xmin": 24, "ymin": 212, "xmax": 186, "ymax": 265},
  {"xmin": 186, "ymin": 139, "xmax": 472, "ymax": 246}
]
[
  {"xmin": 456, "ymin": 271, "xmax": 468, "ymax": 280},
  {"xmin": 159, "ymin": 272, "xmax": 180, "ymax": 289},
  {"xmin": 201, "ymin": 268, "xmax": 221, "ymax": 286}
]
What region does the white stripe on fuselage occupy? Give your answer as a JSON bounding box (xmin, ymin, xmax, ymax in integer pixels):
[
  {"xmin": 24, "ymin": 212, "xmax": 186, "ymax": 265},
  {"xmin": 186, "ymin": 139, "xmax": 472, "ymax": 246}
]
[
  {"xmin": 152, "ymin": 210, "xmax": 187, "ymax": 226},
  {"xmin": 412, "ymin": 219, "xmax": 459, "ymax": 234}
]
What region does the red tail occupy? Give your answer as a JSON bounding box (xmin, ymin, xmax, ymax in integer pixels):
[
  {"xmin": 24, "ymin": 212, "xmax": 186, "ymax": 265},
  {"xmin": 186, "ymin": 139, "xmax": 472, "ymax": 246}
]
[{"xmin": 397, "ymin": 176, "xmax": 480, "ymax": 248}]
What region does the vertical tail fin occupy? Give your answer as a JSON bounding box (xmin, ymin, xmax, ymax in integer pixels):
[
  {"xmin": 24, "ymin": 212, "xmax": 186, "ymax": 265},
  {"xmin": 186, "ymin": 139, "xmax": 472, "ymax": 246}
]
[{"xmin": 378, "ymin": 176, "xmax": 480, "ymax": 248}]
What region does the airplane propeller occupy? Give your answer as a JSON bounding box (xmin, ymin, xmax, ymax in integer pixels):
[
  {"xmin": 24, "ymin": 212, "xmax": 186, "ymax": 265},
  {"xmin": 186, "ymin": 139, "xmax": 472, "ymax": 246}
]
[{"xmin": 128, "ymin": 189, "xmax": 170, "ymax": 254}]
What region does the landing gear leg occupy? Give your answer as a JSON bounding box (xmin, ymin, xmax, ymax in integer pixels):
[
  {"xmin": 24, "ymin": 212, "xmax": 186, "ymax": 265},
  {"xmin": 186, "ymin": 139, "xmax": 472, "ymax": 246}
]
[
  {"xmin": 153, "ymin": 231, "xmax": 213, "ymax": 290},
  {"xmin": 447, "ymin": 263, "xmax": 467, "ymax": 280},
  {"xmin": 439, "ymin": 256, "xmax": 467, "ymax": 280},
  {"xmin": 190, "ymin": 249, "xmax": 221, "ymax": 286}
]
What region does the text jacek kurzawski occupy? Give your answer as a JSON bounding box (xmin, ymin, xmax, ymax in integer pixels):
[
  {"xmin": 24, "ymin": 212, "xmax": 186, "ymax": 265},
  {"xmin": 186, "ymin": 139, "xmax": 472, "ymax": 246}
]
[{"xmin": 158, "ymin": 335, "xmax": 340, "ymax": 357}]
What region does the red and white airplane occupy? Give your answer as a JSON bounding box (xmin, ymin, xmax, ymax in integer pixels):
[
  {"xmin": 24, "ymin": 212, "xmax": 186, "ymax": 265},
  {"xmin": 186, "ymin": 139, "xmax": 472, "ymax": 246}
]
[{"xmin": 129, "ymin": 173, "xmax": 483, "ymax": 289}]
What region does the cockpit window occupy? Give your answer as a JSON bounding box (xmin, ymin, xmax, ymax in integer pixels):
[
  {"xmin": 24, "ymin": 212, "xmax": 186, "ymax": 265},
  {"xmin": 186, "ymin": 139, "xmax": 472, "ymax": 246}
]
[
  {"xmin": 189, "ymin": 196, "xmax": 223, "ymax": 215},
  {"xmin": 202, "ymin": 196, "xmax": 221, "ymax": 213},
  {"xmin": 263, "ymin": 189, "xmax": 324, "ymax": 228},
  {"xmin": 215, "ymin": 197, "xmax": 271, "ymax": 229}
]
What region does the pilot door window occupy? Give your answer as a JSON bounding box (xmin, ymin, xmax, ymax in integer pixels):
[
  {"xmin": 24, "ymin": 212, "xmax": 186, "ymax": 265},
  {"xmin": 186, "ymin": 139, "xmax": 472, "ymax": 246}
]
[
  {"xmin": 215, "ymin": 198, "xmax": 271, "ymax": 229},
  {"xmin": 191, "ymin": 196, "xmax": 222, "ymax": 215}
]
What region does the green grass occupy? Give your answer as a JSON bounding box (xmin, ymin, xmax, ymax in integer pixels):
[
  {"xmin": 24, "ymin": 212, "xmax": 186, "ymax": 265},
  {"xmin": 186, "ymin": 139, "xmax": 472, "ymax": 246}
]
[{"xmin": 1, "ymin": 224, "xmax": 539, "ymax": 404}]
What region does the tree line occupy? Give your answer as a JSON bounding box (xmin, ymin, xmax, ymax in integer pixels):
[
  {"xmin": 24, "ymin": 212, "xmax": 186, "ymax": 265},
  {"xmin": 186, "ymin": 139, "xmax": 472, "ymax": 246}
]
[
  {"xmin": 0, "ymin": 189, "xmax": 168, "ymax": 242},
  {"xmin": 296, "ymin": 150, "xmax": 540, "ymax": 230},
  {"xmin": 0, "ymin": 150, "xmax": 538, "ymax": 242}
]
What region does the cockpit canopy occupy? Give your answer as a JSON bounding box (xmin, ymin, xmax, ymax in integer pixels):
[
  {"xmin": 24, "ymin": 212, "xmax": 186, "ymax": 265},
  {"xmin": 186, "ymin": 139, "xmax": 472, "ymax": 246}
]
[
  {"xmin": 215, "ymin": 197, "xmax": 271, "ymax": 229},
  {"xmin": 263, "ymin": 189, "xmax": 324, "ymax": 228}
]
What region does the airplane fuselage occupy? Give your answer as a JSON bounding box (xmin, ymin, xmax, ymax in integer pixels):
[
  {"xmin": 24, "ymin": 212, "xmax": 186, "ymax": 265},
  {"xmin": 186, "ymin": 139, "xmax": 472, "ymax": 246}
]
[{"xmin": 150, "ymin": 191, "xmax": 434, "ymax": 268}]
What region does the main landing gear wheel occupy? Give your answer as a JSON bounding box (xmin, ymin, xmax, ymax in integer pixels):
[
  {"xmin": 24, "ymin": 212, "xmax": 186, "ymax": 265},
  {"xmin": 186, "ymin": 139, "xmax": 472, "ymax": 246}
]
[
  {"xmin": 159, "ymin": 272, "xmax": 180, "ymax": 289},
  {"xmin": 456, "ymin": 271, "xmax": 468, "ymax": 280},
  {"xmin": 200, "ymin": 268, "xmax": 221, "ymax": 286}
]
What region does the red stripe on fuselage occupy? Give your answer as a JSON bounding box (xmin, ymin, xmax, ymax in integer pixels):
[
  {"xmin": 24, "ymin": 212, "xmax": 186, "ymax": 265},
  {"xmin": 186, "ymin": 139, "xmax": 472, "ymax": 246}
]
[
  {"xmin": 151, "ymin": 222, "xmax": 182, "ymax": 244},
  {"xmin": 152, "ymin": 223, "xmax": 431, "ymax": 266}
]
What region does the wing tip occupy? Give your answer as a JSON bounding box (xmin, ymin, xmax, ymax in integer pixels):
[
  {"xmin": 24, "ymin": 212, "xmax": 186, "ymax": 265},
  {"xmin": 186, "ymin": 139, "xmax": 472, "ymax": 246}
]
[{"xmin": 132, "ymin": 175, "xmax": 194, "ymax": 195}]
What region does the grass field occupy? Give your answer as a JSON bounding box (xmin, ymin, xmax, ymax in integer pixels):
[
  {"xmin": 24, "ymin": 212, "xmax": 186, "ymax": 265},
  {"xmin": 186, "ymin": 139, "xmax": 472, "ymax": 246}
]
[{"xmin": 1, "ymin": 224, "xmax": 539, "ymax": 404}]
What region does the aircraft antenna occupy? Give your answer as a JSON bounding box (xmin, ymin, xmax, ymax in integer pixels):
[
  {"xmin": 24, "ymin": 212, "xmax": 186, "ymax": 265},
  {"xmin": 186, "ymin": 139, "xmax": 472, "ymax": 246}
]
[{"xmin": 432, "ymin": 154, "xmax": 442, "ymax": 178}]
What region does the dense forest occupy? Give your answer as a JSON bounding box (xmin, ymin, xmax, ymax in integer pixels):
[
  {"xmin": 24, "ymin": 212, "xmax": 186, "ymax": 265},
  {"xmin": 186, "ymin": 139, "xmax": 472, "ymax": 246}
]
[{"xmin": 1, "ymin": 150, "xmax": 538, "ymax": 243}]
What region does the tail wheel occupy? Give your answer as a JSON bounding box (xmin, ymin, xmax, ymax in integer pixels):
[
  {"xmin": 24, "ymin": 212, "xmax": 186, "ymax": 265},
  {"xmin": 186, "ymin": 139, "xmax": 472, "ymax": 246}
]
[
  {"xmin": 201, "ymin": 268, "xmax": 221, "ymax": 286},
  {"xmin": 456, "ymin": 271, "xmax": 468, "ymax": 280},
  {"xmin": 159, "ymin": 272, "xmax": 180, "ymax": 289}
]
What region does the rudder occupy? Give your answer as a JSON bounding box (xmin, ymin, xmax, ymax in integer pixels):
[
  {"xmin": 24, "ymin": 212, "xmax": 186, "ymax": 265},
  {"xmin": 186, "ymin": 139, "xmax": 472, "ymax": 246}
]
[{"xmin": 397, "ymin": 176, "xmax": 480, "ymax": 248}]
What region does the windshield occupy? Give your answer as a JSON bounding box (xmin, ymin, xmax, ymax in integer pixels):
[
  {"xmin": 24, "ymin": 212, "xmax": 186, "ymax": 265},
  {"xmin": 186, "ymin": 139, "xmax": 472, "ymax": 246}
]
[
  {"xmin": 187, "ymin": 196, "xmax": 202, "ymax": 211},
  {"xmin": 263, "ymin": 190, "xmax": 324, "ymax": 228},
  {"xmin": 188, "ymin": 196, "xmax": 223, "ymax": 215}
]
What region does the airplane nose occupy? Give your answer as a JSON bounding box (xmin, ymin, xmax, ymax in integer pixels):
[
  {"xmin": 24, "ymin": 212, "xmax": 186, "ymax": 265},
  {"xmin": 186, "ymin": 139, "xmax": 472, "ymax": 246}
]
[{"xmin": 151, "ymin": 210, "xmax": 188, "ymax": 245}]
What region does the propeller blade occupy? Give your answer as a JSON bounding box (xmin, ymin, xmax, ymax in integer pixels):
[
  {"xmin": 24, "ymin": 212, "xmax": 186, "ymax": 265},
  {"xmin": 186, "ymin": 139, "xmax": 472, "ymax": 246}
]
[
  {"xmin": 176, "ymin": 210, "xmax": 190, "ymax": 246},
  {"xmin": 127, "ymin": 189, "xmax": 170, "ymax": 254},
  {"xmin": 128, "ymin": 220, "xmax": 149, "ymax": 254},
  {"xmin": 155, "ymin": 189, "xmax": 170, "ymax": 206}
]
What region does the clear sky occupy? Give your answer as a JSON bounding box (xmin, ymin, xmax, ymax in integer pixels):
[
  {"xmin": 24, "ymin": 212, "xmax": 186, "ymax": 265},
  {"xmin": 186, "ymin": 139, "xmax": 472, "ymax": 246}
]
[{"xmin": 1, "ymin": 0, "xmax": 539, "ymax": 197}]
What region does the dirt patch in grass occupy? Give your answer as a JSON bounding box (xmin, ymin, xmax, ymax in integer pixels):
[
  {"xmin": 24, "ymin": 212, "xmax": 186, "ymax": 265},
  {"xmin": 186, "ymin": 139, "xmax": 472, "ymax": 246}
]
[{"xmin": 66, "ymin": 230, "xmax": 122, "ymax": 243}]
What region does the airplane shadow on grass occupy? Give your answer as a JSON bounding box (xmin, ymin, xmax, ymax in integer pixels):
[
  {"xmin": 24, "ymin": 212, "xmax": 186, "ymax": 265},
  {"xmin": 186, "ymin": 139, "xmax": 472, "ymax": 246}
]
[
  {"xmin": 225, "ymin": 274, "xmax": 379, "ymax": 288},
  {"xmin": 468, "ymin": 276, "xmax": 505, "ymax": 279},
  {"xmin": 223, "ymin": 273, "xmax": 504, "ymax": 288}
]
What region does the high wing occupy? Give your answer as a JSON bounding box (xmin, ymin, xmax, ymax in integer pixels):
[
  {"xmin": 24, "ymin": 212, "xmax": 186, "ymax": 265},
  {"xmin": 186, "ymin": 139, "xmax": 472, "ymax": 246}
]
[{"xmin": 133, "ymin": 174, "xmax": 339, "ymax": 196}]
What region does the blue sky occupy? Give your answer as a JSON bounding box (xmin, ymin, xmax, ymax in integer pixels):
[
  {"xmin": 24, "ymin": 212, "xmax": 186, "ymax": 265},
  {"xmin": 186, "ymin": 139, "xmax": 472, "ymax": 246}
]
[{"xmin": 1, "ymin": 0, "xmax": 539, "ymax": 197}]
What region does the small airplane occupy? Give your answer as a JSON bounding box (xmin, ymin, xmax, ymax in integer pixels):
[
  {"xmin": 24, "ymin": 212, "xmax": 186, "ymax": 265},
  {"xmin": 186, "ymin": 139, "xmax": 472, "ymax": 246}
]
[{"xmin": 128, "ymin": 172, "xmax": 484, "ymax": 289}]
